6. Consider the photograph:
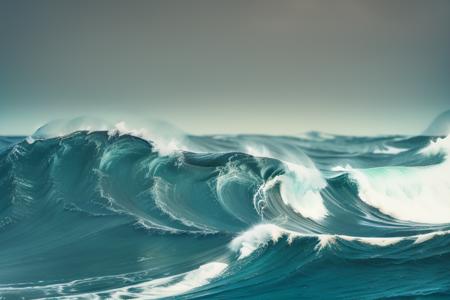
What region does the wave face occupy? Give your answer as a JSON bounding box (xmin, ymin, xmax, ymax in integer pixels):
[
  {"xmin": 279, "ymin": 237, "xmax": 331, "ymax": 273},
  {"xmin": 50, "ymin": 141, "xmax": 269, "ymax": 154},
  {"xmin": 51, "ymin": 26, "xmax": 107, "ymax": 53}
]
[{"xmin": 1, "ymin": 128, "xmax": 450, "ymax": 299}]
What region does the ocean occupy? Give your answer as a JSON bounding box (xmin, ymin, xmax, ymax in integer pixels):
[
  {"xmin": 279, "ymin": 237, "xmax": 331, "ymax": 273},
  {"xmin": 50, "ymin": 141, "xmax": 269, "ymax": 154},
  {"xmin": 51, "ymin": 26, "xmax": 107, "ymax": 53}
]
[{"xmin": 0, "ymin": 121, "xmax": 449, "ymax": 299}]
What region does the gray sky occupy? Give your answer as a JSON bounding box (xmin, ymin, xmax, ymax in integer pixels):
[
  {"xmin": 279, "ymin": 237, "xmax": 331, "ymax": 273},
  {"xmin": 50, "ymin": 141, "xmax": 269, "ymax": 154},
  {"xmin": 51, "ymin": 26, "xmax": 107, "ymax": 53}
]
[{"xmin": 1, "ymin": 0, "xmax": 449, "ymax": 135}]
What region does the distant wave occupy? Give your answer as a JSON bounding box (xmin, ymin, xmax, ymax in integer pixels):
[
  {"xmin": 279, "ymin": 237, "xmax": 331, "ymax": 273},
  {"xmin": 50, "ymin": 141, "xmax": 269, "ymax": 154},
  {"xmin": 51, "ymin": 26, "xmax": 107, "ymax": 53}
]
[{"xmin": 1, "ymin": 117, "xmax": 450, "ymax": 299}]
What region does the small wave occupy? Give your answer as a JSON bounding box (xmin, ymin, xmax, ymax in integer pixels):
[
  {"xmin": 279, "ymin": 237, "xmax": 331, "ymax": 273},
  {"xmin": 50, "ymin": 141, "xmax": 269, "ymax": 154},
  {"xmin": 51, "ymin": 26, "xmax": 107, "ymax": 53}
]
[
  {"xmin": 93, "ymin": 262, "xmax": 228, "ymax": 299},
  {"xmin": 229, "ymin": 224, "xmax": 450, "ymax": 258},
  {"xmin": 229, "ymin": 224, "xmax": 299, "ymax": 259}
]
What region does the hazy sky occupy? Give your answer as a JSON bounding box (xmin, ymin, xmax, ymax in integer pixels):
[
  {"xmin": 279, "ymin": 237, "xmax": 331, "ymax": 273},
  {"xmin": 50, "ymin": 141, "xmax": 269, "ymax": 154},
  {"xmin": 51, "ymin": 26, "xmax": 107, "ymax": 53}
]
[{"xmin": 1, "ymin": 0, "xmax": 449, "ymax": 135}]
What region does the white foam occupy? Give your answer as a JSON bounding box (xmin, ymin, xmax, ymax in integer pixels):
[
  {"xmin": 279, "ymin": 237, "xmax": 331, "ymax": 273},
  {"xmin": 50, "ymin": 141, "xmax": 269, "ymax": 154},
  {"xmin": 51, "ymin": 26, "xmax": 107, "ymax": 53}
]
[
  {"xmin": 342, "ymin": 236, "xmax": 403, "ymax": 247},
  {"xmin": 331, "ymin": 165, "xmax": 353, "ymax": 172},
  {"xmin": 254, "ymin": 174, "xmax": 327, "ymax": 221},
  {"xmin": 102, "ymin": 262, "xmax": 227, "ymax": 299},
  {"xmin": 275, "ymin": 162, "xmax": 328, "ymax": 221},
  {"xmin": 345, "ymin": 230, "xmax": 450, "ymax": 247},
  {"xmin": 413, "ymin": 230, "xmax": 450, "ymax": 244},
  {"xmin": 245, "ymin": 143, "xmax": 328, "ymax": 221},
  {"xmin": 109, "ymin": 121, "xmax": 187, "ymax": 156},
  {"xmin": 229, "ymin": 224, "xmax": 450, "ymax": 259},
  {"xmin": 349, "ymin": 164, "xmax": 450, "ymax": 224},
  {"xmin": 25, "ymin": 136, "xmax": 35, "ymax": 144},
  {"xmin": 0, "ymin": 262, "xmax": 227, "ymax": 299},
  {"xmin": 373, "ymin": 146, "xmax": 407, "ymax": 155},
  {"xmin": 338, "ymin": 136, "xmax": 450, "ymax": 224},
  {"xmin": 419, "ymin": 135, "xmax": 450, "ymax": 156},
  {"xmin": 229, "ymin": 224, "xmax": 299, "ymax": 259},
  {"xmin": 315, "ymin": 235, "xmax": 336, "ymax": 250},
  {"xmin": 316, "ymin": 235, "xmax": 404, "ymax": 249}
]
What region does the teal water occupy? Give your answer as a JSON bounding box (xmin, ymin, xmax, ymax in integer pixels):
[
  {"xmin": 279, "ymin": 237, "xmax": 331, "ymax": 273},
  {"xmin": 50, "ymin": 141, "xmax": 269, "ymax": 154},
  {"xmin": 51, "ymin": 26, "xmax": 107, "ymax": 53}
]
[{"xmin": 0, "ymin": 127, "xmax": 449, "ymax": 299}]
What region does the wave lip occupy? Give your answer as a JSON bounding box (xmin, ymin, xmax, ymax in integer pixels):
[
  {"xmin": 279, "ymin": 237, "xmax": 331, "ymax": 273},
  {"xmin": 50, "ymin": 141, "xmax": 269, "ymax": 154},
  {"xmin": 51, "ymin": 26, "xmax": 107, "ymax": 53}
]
[{"xmin": 423, "ymin": 109, "xmax": 450, "ymax": 136}]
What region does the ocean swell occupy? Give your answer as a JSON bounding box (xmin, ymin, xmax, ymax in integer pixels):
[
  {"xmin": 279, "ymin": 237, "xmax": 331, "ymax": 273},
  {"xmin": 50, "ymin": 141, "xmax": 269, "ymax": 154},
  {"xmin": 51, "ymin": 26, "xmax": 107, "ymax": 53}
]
[{"xmin": 1, "ymin": 119, "xmax": 450, "ymax": 299}]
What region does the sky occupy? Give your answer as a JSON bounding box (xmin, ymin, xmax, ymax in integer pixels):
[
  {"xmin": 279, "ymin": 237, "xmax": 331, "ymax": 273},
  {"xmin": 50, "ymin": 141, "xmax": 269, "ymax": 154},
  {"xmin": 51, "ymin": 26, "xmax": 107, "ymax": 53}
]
[{"xmin": 1, "ymin": 0, "xmax": 449, "ymax": 135}]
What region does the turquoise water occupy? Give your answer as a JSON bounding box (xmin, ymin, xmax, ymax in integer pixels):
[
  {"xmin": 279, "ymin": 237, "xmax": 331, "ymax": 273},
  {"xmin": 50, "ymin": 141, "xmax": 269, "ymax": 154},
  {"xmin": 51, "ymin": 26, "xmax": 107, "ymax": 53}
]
[{"xmin": 0, "ymin": 127, "xmax": 449, "ymax": 299}]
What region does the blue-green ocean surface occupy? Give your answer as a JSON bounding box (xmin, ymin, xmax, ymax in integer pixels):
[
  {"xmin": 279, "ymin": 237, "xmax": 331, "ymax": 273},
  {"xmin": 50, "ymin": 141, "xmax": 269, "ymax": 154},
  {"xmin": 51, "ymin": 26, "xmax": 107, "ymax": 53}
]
[{"xmin": 1, "ymin": 121, "xmax": 450, "ymax": 299}]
